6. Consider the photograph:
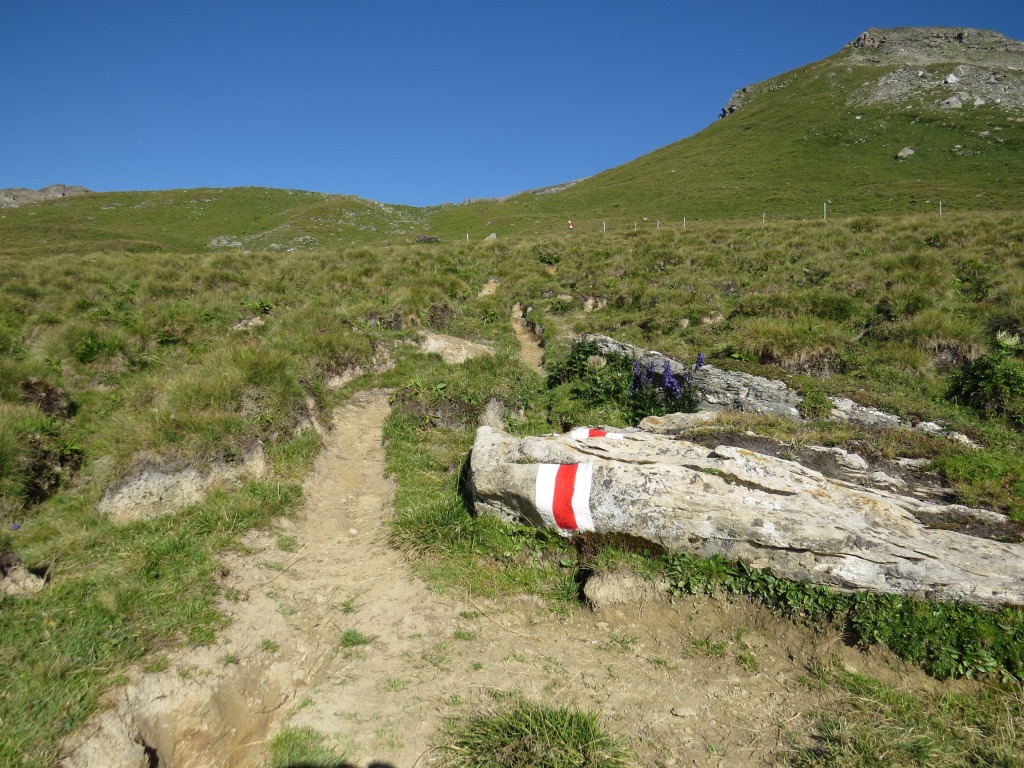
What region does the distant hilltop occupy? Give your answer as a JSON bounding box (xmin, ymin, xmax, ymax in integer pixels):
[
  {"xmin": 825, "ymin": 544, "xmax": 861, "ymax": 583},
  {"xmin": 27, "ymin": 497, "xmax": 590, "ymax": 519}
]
[
  {"xmin": 0, "ymin": 185, "xmax": 90, "ymax": 209},
  {"xmin": 720, "ymin": 26, "xmax": 1024, "ymax": 118}
]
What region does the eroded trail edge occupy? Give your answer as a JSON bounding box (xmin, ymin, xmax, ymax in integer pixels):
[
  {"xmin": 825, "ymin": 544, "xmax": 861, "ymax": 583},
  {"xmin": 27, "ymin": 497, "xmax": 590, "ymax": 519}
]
[{"xmin": 61, "ymin": 389, "xmax": 431, "ymax": 768}]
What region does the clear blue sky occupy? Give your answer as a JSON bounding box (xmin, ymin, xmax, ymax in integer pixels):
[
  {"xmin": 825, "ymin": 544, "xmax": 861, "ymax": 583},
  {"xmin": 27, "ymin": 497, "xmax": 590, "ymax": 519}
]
[{"xmin": 3, "ymin": 1, "xmax": 1022, "ymax": 206}]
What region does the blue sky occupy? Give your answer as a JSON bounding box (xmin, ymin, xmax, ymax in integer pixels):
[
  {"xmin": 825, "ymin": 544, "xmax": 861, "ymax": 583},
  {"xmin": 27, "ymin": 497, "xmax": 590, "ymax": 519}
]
[{"xmin": 3, "ymin": 1, "xmax": 1022, "ymax": 206}]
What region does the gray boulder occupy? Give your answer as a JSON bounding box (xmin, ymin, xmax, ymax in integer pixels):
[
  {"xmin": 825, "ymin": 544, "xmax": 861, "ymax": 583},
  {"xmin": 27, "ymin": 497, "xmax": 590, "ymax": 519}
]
[
  {"xmin": 579, "ymin": 334, "xmax": 973, "ymax": 443},
  {"xmin": 469, "ymin": 426, "xmax": 1024, "ymax": 607}
]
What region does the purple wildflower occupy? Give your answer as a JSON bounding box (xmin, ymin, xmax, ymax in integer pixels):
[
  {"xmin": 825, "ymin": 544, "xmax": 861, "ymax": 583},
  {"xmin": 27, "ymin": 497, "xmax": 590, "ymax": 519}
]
[
  {"xmin": 11, "ymin": 523, "xmax": 20, "ymax": 531},
  {"xmin": 662, "ymin": 361, "xmax": 682, "ymax": 401},
  {"xmin": 696, "ymin": 351, "xmax": 705, "ymax": 369},
  {"xmin": 630, "ymin": 360, "xmax": 641, "ymax": 395},
  {"xmin": 642, "ymin": 360, "xmax": 656, "ymax": 389}
]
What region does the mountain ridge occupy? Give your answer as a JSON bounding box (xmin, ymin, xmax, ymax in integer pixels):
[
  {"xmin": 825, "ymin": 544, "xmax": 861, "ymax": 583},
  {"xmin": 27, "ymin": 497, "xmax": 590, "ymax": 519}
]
[
  {"xmin": 0, "ymin": 185, "xmax": 90, "ymax": 209},
  {"xmin": 2, "ymin": 25, "xmax": 1023, "ymax": 245}
]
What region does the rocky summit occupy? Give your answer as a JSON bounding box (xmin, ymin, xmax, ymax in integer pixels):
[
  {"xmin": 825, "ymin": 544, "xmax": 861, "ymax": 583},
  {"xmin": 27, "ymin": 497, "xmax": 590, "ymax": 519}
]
[{"xmin": 721, "ymin": 26, "xmax": 1024, "ymax": 117}]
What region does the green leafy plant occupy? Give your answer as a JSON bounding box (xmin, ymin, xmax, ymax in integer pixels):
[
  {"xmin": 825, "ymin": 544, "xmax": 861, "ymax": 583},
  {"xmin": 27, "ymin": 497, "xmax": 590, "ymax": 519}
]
[
  {"xmin": 797, "ymin": 388, "xmax": 834, "ymax": 420},
  {"xmin": 338, "ymin": 628, "xmax": 375, "ymax": 648},
  {"xmin": 664, "ymin": 552, "xmax": 1024, "ymax": 681},
  {"xmin": 546, "ymin": 340, "xmax": 700, "ymax": 427},
  {"xmin": 947, "ymin": 332, "xmax": 1024, "ymax": 427}
]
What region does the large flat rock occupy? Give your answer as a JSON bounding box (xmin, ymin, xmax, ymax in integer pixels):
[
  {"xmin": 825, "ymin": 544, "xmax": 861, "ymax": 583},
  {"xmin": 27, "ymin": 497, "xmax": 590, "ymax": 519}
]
[{"xmin": 469, "ymin": 426, "xmax": 1024, "ymax": 608}]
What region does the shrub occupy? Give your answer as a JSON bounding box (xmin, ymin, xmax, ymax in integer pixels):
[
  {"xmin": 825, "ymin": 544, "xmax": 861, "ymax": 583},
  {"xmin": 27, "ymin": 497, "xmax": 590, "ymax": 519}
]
[
  {"xmin": 797, "ymin": 388, "xmax": 834, "ymax": 420},
  {"xmin": 947, "ymin": 333, "xmax": 1024, "ymax": 426},
  {"xmin": 546, "ymin": 341, "xmax": 700, "ymax": 427}
]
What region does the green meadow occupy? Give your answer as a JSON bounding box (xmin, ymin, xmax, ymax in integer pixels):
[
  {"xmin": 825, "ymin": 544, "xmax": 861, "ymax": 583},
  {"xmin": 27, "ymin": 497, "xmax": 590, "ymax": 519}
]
[{"xmin": 2, "ymin": 208, "xmax": 1024, "ymax": 765}]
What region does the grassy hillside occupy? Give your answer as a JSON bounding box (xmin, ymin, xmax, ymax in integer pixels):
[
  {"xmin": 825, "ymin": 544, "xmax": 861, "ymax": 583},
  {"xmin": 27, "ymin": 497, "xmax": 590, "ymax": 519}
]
[
  {"xmin": 427, "ymin": 42, "xmax": 1024, "ymax": 237},
  {"xmin": 5, "ymin": 31, "xmax": 1022, "ymax": 249},
  {"xmin": 3, "ymin": 28, "xmax": 1024, "ymax": 768},
  {"xmin": 2, "ymin": 206, "xmax": 1024, "ymax": 764},
  {"xmin": 0, "ymin": 187, "xmax": 427, "ymax": 255}
]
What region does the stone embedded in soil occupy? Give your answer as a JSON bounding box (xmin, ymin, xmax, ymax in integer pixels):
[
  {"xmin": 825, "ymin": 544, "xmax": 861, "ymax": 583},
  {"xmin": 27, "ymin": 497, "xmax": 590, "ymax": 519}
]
[
  {"xmin": 469, "ymin": 426, "xmax": 1024, "ymax": 607},
  {"xmin": 96, "ymin": 443, "xmax": 267, "ymax": 523},
  {"xmin": 1, "ymin": 549, "xmax": 46, "ymax": 597},
  {"xmin": 583, "ymin": 333, "xmax": 976, "ymax": 446},
  {"xmin": 417, "ymin": 331, "xmax": 494, "ymax": 364},
  {"xmin": 583, "ymin": 569, "xmax": 670, "ymax": 608}
]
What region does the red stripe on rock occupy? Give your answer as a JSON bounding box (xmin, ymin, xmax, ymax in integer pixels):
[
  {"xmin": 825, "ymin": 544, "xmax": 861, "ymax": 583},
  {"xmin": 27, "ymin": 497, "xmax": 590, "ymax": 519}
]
[{"xmin": 552, "ymin": 464, "xmax": 579, "ymax": 531}]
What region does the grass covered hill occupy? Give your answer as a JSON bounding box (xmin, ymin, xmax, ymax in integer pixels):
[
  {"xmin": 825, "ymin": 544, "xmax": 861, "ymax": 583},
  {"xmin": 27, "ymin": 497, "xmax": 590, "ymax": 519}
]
[
  {"xmin": 2, "ymin": 25, "xmax": 1024, "ymax": 768},
  {"xmin": 3, "ymin": 26, "xmax": 1022, "ymax": 248},
  {"xmin": 433, "ymin": 26, "xmax": 1024, "ymax": 237},
  {"xmin": 0, "ymin": 187, "xmax": 428, "ymax": 255}
]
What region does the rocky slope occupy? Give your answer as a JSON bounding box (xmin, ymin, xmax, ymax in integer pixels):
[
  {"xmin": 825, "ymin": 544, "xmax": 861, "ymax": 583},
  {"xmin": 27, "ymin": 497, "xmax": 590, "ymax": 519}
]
[
  {"xmin": 0, "ymin": 184, "xmax": 90, "ymax": 208},
  {"xmin": 720, "ymin": 26, "xmax": 1024, "ymax": 117}
]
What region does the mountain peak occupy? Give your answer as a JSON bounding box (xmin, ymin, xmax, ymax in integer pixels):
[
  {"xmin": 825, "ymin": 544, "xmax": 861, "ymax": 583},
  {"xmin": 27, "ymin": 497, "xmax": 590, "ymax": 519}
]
[
  {"xmin": 848, "ymin": 26, "xmax": 1024, "ymax": 67},
  {"xmin": 720, "ymin": 25, "xmax": 1024, "ymax": 118}
]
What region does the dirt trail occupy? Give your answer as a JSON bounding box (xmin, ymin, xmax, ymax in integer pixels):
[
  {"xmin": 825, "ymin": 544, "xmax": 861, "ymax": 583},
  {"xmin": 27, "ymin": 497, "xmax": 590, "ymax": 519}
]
[
  {"xmin": 62, "ymin": 389, "xmax": 944, "ymax": 768},
  {"xmin": 511, "ymin": 303, "xmax": 545, "ymax": 374}
]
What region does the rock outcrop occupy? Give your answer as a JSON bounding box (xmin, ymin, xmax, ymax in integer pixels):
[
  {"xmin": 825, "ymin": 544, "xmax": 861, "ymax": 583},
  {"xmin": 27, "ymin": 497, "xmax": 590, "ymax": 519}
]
[
  {"xmin": 721, "ymin": 27, "xmax": 1024, "ymax": 118},
  {"xmin": 848, "ymin": 28, "xmax": 1024, "ymax": 113},
  {"xmin": 0, "ymin": 185, "xmax": 90, "ymax": 208},
  {"xmin": 417, "ymin": 332, "xmax": 494, "ymax": 365},
  {"xmin": 849, "ymin": 27, "xmax": 1024, "ymax": 67},
  {"xmin": 97, "ymin": 445, "xmax": 267, "ymax": 523},
  {"xmin": 469, "ymin": 426, "xmax": 1024, "ymax": 608},
  {"xmin": 579, "ymin": 334, "xmax": 973, "ymax": 444}
]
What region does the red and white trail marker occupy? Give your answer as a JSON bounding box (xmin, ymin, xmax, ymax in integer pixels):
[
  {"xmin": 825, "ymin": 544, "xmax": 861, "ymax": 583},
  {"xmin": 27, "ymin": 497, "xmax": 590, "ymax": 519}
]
[
  {"xmin": 569, "ymin": 427, "xmax": 624, "ymax": 440},
  {"xmin": 535, "ymin": 463, "xmax": 594, "ymax": 535}
]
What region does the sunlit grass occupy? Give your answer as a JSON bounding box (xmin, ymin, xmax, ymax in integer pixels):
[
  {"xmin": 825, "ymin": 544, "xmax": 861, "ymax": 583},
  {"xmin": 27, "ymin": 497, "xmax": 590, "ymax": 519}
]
[{"xmin": 1, "ymin": 201, "xmax": 1023, "ymax": 765}]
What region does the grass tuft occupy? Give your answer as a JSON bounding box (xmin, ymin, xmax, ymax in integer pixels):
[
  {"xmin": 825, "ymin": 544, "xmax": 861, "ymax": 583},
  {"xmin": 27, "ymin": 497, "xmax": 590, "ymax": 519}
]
[
  {"xmin": 435, "ymin": 695, "xmax": 630, "ymax": 768},
  {"xmin": 795, "ymin": 664, "xmax": 1024, "ymax": 767},
  {"xmin": 266, "ymin": 726, "xmax": 346, "ymax": 768}
]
